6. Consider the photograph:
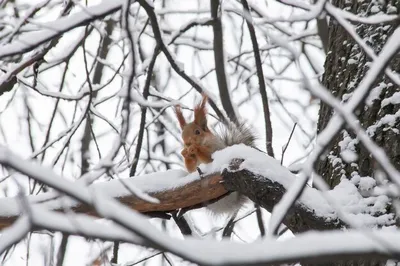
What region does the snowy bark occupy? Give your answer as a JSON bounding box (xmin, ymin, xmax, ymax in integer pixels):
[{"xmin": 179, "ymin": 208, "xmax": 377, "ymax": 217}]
[
  {"xmin": 222, "ymin": 159, "xmax": 344, "ymax": 233},
  {"xmin": 315, "ymin": 1, "xmax": 400, "ymax": 265},
  {"xmin": 318, "ymin": 0, "xmax": 400, "ymax": 188}
]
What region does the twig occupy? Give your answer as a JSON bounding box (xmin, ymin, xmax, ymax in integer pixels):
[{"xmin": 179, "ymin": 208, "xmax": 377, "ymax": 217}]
[
  {"xmin": 137, "ymin": 0, "xmax": 227, "ymax": 124},
  {"xmin": 255, "ymin": 204, "xmax": 265, "ymax": 237},
  {"xmin": 281, "ymin": 123, "xmax": 297, "ymax": 165},
  {"xmin": 111, "ymin": 241, "xmax": 119, "ymax": 264},
  {"xmin": 130, "ymin": 46, "xmax": 159, "ymax": 177},
  {"xmin": 172, "ymin": 212, "xmax": 192, "ymax": 236},
  {"xmin": 222, "ymin": 211, "xmax": 238, "ymax": 238},
  {"xmin": 196, "ymin": 167, "xmax": 204, "ymax": 178},
  {"xmin": 81, "ymin": 20, "xmax": 114, "ymax": 176},
  {"xmin": 55, "ymin": 233, "xmax": 69, "ymax": 266},
  {"xmin": 241, "ymin": 0, "xmax": 274, "ymax": 157}
]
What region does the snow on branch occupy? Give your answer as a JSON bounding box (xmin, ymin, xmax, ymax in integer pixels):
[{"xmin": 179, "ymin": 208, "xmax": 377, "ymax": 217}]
[
  {"xmin": 0, "ymin": 159, "xmax": 227, "ymax": 229},
  {"xmin": 0, "ymin": 145, "xmax": 397, "ymax": 264},
  {"xmin": 0, "ymin": 145, "xmax": 400, "ymax": 265},
  {"xmin": 0, "ymin": 145, "xmax": 393, "ymax": 234},
  {"xmin": 0, "ymin": 1, "xmax": 123, "ymax": 59}
]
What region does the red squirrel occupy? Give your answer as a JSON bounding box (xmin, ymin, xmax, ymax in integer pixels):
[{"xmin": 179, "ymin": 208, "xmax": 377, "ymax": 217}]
[
  {"xmin": 175, "ymin": 94, "xmax": 224, "ymax": 172},
  {"xmin": 174, "ymin": 93, "xmax": 256, "ymax": 214}
]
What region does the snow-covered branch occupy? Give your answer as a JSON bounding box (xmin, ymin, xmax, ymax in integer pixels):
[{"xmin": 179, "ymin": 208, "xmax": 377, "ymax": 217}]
[
  {"xmin": 0, "ymin": 145, "xmax": 393, "ymax": 235},
  {"xmin": 0, "ymin": 1, "xmax": 123, "ymax": 59},
  {"xmin": 0, "ymin": 145, "xmax": 398, "ymax": 264}
]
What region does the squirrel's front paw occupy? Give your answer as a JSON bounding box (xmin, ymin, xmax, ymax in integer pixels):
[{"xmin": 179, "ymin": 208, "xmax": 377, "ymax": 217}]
[
  {"xmin": 181, "ymin": 148, "xmax": 188, "ymax": 157},
  {"xmin": 187, "ymin": 145, "xmax": 198, "ymax": 155},
  {"xmin": 182, "ymin": 147, "xmax": 196, "ymax": 158}
]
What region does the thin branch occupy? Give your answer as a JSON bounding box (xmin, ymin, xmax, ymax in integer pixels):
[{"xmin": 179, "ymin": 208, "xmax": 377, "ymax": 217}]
[
  {"xmin": 211, "ymin": 0, "xmax": 238, "ymax": 124},
  {"xmin": 0, "ymin": 1, "xmax": 122, "ymax": 59},
  {"xmin": 241, "ymin": 0, "xmax": 274, "ymax": 157},
  {"xmin": 255, "ymin": 204, "xmax": 265, "ymax": 237},
  {"xmin": 281, "ymin": 123, "xmax": 297, "ymax": 165},
  {"xmin": 137, "ymin": 0, "xmax": 227, "ymax": 124},
  {"xmin": 111, "ymin": 241, "xmax": 119, "ymax": 264},
  {"xmin": 222, "ymin": 211, "xmax": 238, "ymax": 238},
  {"xmin": 172, "ymin": 212, "xmax": 193, "ymax": 236},
  {"xmin": 55, "ymin": 233, "xmax": 69, "ymax": 266},
  {"xmin": 130, "ymin": 46, "xmax": 159, "ymax": 177},
  {"xmin": 81, "ymin": 20, "xmax": 114, "ymax": 176}
]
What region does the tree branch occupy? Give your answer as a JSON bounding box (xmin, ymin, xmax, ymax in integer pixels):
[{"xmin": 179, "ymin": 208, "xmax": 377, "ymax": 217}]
[
  {"xmin": 222, "ymin": 158, "xmax": 344, "ymax": 233},
  {"xmin": 0, "ymin": 146, "xmax": 348, "ymax": 233},
  {"xmin": 210, "ymin": 0, "xmax": 238, "ymax": 124},
  {"xmin": 0, "ymin": 1, "xmax": 123, "ymax": 59},
  {"xmin": 241, "ymin": 0, "xmax": 274, "ymax": 157},
  {"xmin": 130, "ymin": 46, "xmax": 159, "ymax": 177},
  {"xmin": 137, "ymin": 0, "xmax": 228, "ymax": 124},
  {"xmin": 1, "ymin": 145, "xmax": 398, "ymax": 265},
  {"xmin": 0, "ymin": 170, "xmax": 227, "ymax": 229}
]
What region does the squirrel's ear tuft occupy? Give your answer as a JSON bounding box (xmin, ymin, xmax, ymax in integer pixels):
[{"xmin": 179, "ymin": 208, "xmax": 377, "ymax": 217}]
[
  {"xmin": 194, "ymin": 93, "xmax": 208, "ymax": 130},
  {"xmin": 175, "ymin": 105, "xmax": 186, "ymax": 130}
]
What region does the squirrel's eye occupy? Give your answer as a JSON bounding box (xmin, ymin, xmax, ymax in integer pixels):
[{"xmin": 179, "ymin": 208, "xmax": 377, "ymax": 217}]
[{"xmin": 195, "ymin": 129, "xmax": 201, "ymax": 135}]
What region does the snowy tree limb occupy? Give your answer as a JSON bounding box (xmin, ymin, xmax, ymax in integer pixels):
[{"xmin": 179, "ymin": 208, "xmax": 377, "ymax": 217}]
[
  {"xmin": 222, "ymin": 158, "xmax": 344, "ymax": 233},
  {"xmin": 0, "ymin": 145, "xmax": 397, "ymax": 264},
  {"xmin": 0, "ymin": 170, "xmax": 227, "ymax": 229},
  {"xmin": 0, "ymin": 145, "xmax": 349, "ymax": 234},
  {"xmin": 0, "ymin": 1, "xmax": 123, "ymax": 59}
]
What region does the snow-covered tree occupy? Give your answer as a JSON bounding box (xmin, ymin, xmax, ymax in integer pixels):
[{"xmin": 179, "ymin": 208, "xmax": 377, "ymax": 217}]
[{"xmin": 0, "ymin": 0, "xmax": 399, "ymax": 265}]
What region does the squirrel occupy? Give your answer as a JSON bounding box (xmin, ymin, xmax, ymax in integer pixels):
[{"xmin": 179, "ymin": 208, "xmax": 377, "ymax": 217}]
[{"xmin": 174, "ymin": 93, "xmax": 257, "ymax": 214}]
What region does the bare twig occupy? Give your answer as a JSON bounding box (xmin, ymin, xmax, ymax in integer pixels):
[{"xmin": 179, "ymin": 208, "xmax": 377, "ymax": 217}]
[
  {"xmin": 255, "ymin": 204, "xmax": 265, "ymax": 237},
  {"xmin": 129, "ymin": 46, "xmax": 159, "ymax": 177},
  {"xmin": 241, "ymin": 0, "xmax": 274, "ymax": 157},
  {"xmin": 55, "ymin": 233, "xmax": 69, "ymax": 266},
  {"xmin": 172, "ymin": 212, "xmax": 193, "ymax": 236},
  {"xmin": 137, "ymin": 0, "xmax": 228, "ymax": 124},
  {"xmin": 281, "ymin": 123, "xmax": 297, "ymax": 165},
  {"xmin": 81, "ymin": 20, "xmax": 114, "ymax": 176},
  {"xmin": 222, "ymin": 211, "xmax": 238, "ymax": 238}
]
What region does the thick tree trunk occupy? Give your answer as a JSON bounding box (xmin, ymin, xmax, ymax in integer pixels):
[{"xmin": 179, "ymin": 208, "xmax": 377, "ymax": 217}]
[
  {"xmin": 316, "ymin": 1, "xmax": 400, "ymax": 265},
  {"xmin": 317, "ymin": 0, "xmax": 400, "ymax": 188}
]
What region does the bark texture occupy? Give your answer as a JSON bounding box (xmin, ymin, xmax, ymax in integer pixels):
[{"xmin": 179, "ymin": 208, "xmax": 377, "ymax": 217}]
[
  {"xmin": 318, "ymin": 0, "xmax": 400, "ymax": 189},
  {"xmin": 316, "ymin": 1, "xmax": 400, "ymax": 265},
  {"xmin": 222, "ymin": 159, "xmax": 345, "ymax": 233}
]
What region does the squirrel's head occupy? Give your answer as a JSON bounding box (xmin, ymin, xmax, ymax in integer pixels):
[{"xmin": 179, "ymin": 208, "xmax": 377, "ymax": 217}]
[{"xmin": 175, "ymin": 93, "xmax": 211, "ymax": 146}]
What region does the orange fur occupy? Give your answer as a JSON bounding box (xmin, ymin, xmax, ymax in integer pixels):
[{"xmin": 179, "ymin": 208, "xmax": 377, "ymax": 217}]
[
  {"xmin": 175, "ymin": 93, "xmax": 217, "ymax": 173},
  {"xmin": 174, "ymin": 105, "xmax": 186, "ymax": 130},
  {"xmin": 174, "ymin": 94, "xmax": 256, "ymax": 215},
  {"xmin": 194, "ymin": 93, "xmax": 208, "ymax": 130}
]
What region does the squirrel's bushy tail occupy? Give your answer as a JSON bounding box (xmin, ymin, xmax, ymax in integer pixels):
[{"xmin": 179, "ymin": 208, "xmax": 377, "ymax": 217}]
[
  {"xmin": 206, "ymin": 121, "xmax": 257, "ymax": 216},
  {"xmin": 214, "ymin": 121, "xmax": 257, "ymax": 148}
]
